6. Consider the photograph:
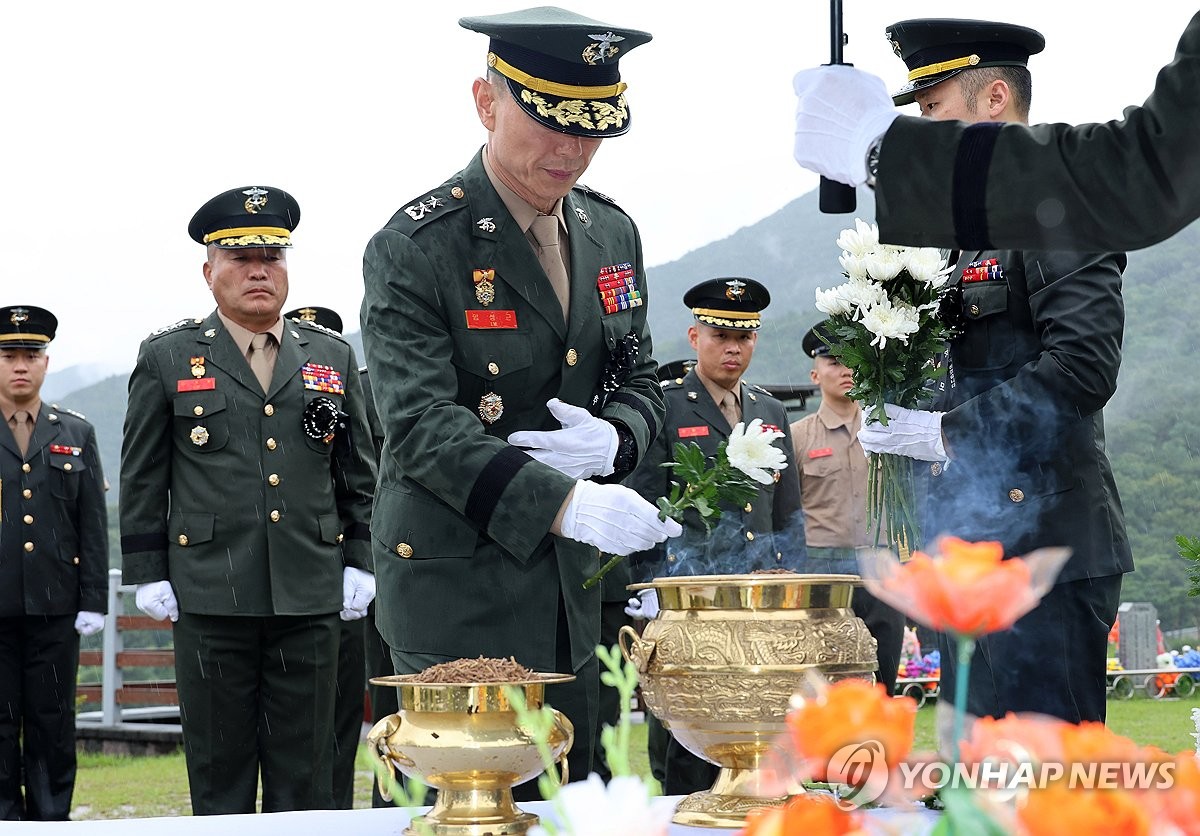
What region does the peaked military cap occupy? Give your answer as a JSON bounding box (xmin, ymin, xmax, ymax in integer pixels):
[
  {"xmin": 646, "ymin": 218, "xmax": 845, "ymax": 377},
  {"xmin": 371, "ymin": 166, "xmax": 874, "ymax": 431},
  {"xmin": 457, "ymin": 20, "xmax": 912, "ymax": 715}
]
[
  {"xmin": 886, "ymin": 19, "xmax": 1045, "ymax": 106},
  {"xmin": 803, "ymin": 320, "xmax": 837, "ymax": 358},
  {"xmin": 0, "ymin": 305, "xmax": 57, "ymax": 350},
  {"xmin": 460, "ymin": 6, "xmax": 651, "ymax": 139},
  {"xmin": 683, "ymin": 277, "xmax": 770, "ymax": 331},
  {"xmin": 285, "ymin": 306, "xmax": 343, "ymax": 334},
  {"xmin": 188, "ymin": 185, "xmax": 301, "ymax": 248}
]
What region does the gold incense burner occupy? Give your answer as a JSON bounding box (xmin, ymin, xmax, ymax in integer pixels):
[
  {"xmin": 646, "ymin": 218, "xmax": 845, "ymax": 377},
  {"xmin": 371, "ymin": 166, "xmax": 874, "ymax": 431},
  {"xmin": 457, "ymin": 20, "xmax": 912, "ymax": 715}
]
[
  {"xmin": 620, "ymin": 573, "xmax": 877, "ymax": 828},
  {"xmin": 366, "ymin": 673, "xmax": 575, "ymax": 836}
]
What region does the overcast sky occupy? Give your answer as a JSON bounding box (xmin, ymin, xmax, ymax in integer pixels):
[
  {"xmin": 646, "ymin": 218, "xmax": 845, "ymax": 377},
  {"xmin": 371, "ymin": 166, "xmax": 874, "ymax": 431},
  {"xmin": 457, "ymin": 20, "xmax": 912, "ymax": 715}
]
[{"xmin": 8, "ymin": 2, "xmax": 1194, "ymax": 371}]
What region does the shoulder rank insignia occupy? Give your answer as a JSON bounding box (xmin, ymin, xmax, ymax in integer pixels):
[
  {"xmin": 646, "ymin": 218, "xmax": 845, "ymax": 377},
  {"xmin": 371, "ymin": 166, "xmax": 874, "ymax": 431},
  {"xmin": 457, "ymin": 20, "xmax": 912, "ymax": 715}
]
[
  {"xmin": 49, "ymin": 404, "xmax": 87, "ymax": 420},
  {"xmin": 150, "ymin": 318, "xmax": 199, "ymax": 338},
  {"xmin": 404, "ymin": 194, "xmax": 446, "ymax": 221}
]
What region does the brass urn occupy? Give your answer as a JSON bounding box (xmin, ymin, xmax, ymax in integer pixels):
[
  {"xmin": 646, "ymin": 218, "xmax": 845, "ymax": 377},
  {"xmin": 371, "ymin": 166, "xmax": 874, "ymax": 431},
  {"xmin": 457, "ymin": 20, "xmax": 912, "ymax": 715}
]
[
  {"xmin": 620, "ymin": 573, "xmax": 877, "ymax": 828},
  {"xmin": 366, "ymin": 673, "xmax": 575, "ymax": 836}
]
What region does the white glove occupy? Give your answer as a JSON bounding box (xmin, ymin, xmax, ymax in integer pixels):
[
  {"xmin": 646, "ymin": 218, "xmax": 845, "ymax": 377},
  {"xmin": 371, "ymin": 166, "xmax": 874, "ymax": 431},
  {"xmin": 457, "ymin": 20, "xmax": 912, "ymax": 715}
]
[
  {"xmin": 792, "ymin": 65, "xmax": 900, "ymax": 186},
  {"xmin": 857, "ymin": 404, "xmax": 948, "ymax": 462},
  {"xmin": 507, "ymin": 398, "xmax": 619, "ymax": 480},
  {"xmin": 75, "ymin": 611, "xmax": 105, "ymax": 636},
  {"xmin": 624, "ymin": 589, "xmax": 660, "ymax": 620},
  {"xmin": 559, "ymin": 480, "xmax": 683, "ymax": 556},
  {"xmin": 135, "ymin": 581, "xmax": 180, "ymax": 623},
  {"xmin": 341, "ymin": 567, "xmax": 376, "ymax": 621}
]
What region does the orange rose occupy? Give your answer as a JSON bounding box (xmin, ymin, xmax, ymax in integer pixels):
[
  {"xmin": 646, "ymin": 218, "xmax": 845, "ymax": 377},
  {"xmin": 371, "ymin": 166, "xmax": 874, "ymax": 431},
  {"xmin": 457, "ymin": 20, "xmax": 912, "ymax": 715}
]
[
  {"xmin": 786, "ymin": 679, "xmax": 916, "ymax": 783},
  {"xmin": 860, "ymin": 536, "xmax": 1070, "ymax": 637},
  {"xmin": 1017, "ymin": 783, "xmax": 1151, "ymax": 836},
  {"xmin": 1056, "ymin": 721, "xmax": 1164, "ymax": 769},
  {"xmin": 958, "ymin": 712, "xmax": 1065, "ymax": 766},
  {"xmin": 1158, "ymin": 754, "xmax": 1200, "ymax": 836},
  {"xmin": 739, "ymin": 795, "xmax": 862, "ymax": 836}
]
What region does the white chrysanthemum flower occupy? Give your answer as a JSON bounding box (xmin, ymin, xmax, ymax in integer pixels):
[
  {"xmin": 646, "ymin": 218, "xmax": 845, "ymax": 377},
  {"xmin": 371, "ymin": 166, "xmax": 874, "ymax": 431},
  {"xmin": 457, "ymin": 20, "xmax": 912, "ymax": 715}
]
[
  {"xmin": 1191, "ymin": 707, "xmax": 1200, "ymax": 755},
  {"xmin": 838, "ymin": 278, "xmax": 888, "ymax": 318},
  {"xmin": 814, "ymin": 284, "xmax": 855, "ymax": 317},
  {"xmin": 860, "ymin": 300, "xmax": 921, "ymax": 349},
  {"xmin": 838, "ymin": 251, "xmax": 869, "ymax": 282},
  {"xmin": 903, "ymin": 247, "xmax": 951, "ymax": 286},
  {"xmin": 530, "ymin": 774, "xmax": 672, "ymax": 836},
  {"xmin": 863, "ymin": 248, "xmax": 906, "ymax": 282},
  {"xmin": 836, "ymin": 217, "xmax": 879, "ymax": 257},
  {"xmin": 726, "ymin": 418, "xmax": 788, "ymax": 485}
]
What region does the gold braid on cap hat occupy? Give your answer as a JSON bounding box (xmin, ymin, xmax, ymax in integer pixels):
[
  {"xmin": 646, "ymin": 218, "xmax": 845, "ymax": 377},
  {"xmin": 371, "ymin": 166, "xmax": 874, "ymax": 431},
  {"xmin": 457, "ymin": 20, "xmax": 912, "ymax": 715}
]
[{"xmin": 488, "ymin": 52, "xmax": 627, "ymax": 100}]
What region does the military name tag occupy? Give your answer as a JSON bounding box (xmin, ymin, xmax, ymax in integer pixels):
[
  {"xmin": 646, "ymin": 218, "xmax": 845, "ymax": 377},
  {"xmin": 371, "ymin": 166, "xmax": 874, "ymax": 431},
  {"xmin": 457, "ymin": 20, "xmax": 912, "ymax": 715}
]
[
  {"xmin": 465, "ymin": 310, "xmax": 517, "ymax": 329},
  {"xmin": 808, "ymin": 447, "xmax": 833, "ymax": 459},
  {"xmin": 178, "ymin": 378, "xmax": 217, "ymax": 392},
  {"xmin": 678, "ymin": 425, "xmax": 709, "ymax": 438}
]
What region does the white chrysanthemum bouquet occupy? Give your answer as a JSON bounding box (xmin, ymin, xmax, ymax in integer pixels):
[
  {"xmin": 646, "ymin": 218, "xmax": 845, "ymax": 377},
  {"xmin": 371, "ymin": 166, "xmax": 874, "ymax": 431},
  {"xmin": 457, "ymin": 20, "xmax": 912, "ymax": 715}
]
[{"xmin": 815, "ymin": 219, "xmax": 956, "ymax": 554}]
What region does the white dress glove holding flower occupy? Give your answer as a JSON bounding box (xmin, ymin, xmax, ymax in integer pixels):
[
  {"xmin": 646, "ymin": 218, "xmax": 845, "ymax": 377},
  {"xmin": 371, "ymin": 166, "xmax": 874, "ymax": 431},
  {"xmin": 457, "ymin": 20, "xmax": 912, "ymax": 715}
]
[
  {"xmin": 559, "ymin": 481, "xmax": 683, "ymax": 556},
  {"xmin": 857, "ymin": 404, "xmax": 948, "ymax": 462},
  {"xmin": 624, "ymin": 589, "xmax": 660, "ymax": 620},
  {"xmin": 341, "ymin": 567, "xmax": 376, "ymax": 621},
  {"xmin": 507, "ymin": 398, "xmax": 619, "ymax": 479},
  {"xmin": 135, "ymin": 581, "xmax": 180, "ymax": 623},
  {"xmin": 792, "ymin": 65, "xmax": 900, "ymax": 186},
  {"xmin": 74, "ymin": 611, "xmax": 105, "ymax": 636}
]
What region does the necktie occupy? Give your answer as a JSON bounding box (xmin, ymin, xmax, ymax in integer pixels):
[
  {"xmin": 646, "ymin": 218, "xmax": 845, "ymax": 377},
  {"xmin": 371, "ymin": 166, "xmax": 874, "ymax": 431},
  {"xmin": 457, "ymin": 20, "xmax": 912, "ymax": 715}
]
[
  {"xmin": 720, "ymin": 393, "xmax": 741, "ymax": 429},
  {"xmin": 247, "ymin": 333, "xmax": 275, "ymax": 393},
  {"xmin": 10, "ymin": 410, "xmax": 32, "ymax": 457},
  {"xmin": 530, "ymin": 214, "xmax": 570, "ymax": 321}
]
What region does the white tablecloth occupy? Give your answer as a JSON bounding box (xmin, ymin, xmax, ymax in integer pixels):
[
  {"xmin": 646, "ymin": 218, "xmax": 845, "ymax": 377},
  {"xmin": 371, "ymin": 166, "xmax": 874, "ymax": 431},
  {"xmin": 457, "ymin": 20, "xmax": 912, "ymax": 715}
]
[{"xmin": 6, "ymin": 797, "xmax": 938, "ymax": 833}]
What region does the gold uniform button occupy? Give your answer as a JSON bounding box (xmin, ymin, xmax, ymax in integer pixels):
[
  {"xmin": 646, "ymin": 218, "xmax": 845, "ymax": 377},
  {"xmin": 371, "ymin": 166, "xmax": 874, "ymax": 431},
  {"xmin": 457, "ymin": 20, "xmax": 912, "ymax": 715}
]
[
  {"xmin": 268, "ymin": 474, "xmax": 280, "ymax": 486},
  {"xmin": 396, "ymin": 543, "xmax": 413, "ymax": 558},
  {"xmin": 178, "ymin": 535, "xmax": 189, "ymax": 546},
  {"xmin": 266, "ymin": 438, "xmax": 277, "ymax": 450},
  {"xmin": 264, "ymin": 404, "xmax": 275, "ymax": 417},
  {"xmin": 1008, "ymin": 488, "xmax": 1026, "ymax": 503},
  {"xmin": 969, "ymin": 304, "xmax": 981, "ymax": 317},
  {"xmin": 270, "ymin": 510, "xmax": 281, "ymax": 522},
  {"xmin": 73, "ymin": 557, "xmax": 81, "ymax": 565},
  {"xmin": 63, "ymin": 463, "xmax": 73, "ymax": 471},
  {"xmin": 674, "ymin": 378, "xmax": 684, "ymax": 385},
  {"xmin": 566, "ymin": 348, "xmax": 579, "ymax": 366},
  {"xmin": 22, "ymin": 463, "xmax": 31, "ymax": 473},
  {"xmin": 744, "ymin": 503, "xmax": 753, "ymax": 513},
  {"xmin": 487, "ymin": 362, "xmax": 500, "ymax": 375},
  {"xmin": 22, "ymin": 489, "xmax": 32, "ymax": 499},
  {"xmin": 336, "ymin": 533, "xmax": 345, "ymax": 544},
  {"xmin": 193, "ymin": 405, "xmax": 204, "ymax": 416},
  {"xmin": 451, "ymin": 186, "xmax": 465, "ymax": 199},
  {"xmin": 746, "ymin": 531, "xmax": 756, "ymax": 541},
  {"xmin": 23, "ymin": 515, "xmax": 33, "ymax": 525},
  {"xmin": 24, "ymin": 542, "xmax": 34, "ymax": 553}
]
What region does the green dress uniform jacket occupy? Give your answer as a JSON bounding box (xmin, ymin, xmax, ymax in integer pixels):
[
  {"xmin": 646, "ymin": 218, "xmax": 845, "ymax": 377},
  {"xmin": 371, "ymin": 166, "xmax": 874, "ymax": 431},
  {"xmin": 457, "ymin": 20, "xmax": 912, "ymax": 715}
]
[
  {"xmin": 625, "ymin": 369, "xmax": 805, "ymax": 580},
  {"xmin": 360, "ymin": 149, "xmax": 664, "ymax": 674},
  {"xmin": 119, "ymin": 311, "xmax": 375, "ymax": 615},
  {"xmin": 924, "ymin": 248, "xmax": 1133, "ymax": 583},
  {"xmin": 874, "ymin": 11, "xmax": 1200, "ymax": 253},
  {"xmin": 1, "ymin": 406, "xmax": 108, "ymax": 617}
]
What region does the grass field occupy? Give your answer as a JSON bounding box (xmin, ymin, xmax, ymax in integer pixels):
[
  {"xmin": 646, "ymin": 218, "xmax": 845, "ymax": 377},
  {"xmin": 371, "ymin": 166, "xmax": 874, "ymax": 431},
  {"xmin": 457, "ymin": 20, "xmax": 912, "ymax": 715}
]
[{"xmin": 69, "ymin": 695, "xmax": 1200, "ymax": 820}]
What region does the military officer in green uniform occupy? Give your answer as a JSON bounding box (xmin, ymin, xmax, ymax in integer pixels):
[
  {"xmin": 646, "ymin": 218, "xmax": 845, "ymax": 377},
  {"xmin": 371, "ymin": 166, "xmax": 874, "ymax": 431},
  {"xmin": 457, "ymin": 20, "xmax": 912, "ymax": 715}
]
[
  {"xmin": 120, "ymin": 187, "xmax": 377, "ymax": 814},
  {"xmin": 792, "ymin": 12, "xmax": 1200, "ymax": 252},
  {"xmin": 360, "ymin": 8, "xmax": 679, "ymax": 788},
  {"xmin": 0, "ymin": 306, "xmax": 108, "ymax": 820},
  {"xmin": 624, "ymin": 278, "xmax": 806, "ymax": 794}
]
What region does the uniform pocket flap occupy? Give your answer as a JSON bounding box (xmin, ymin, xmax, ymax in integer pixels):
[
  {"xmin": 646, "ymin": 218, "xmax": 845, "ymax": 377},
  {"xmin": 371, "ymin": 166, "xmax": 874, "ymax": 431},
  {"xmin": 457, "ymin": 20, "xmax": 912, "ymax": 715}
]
[
  {"xmin": 48, "ymin": 453, "xmax": 88, "ymax": 473},
  {"xmin": 373, "ymin": 484, "xmax": 478, "ymax": 560},
  {"xmin": 449, "ymin": 328, "xmax": 533, "ymax": 378},
  {"xmin": 318, "ymin": 513, "xmax": 343, "ymax": 545},
  {"xmin": 169, "ymin": 512, "xmax": 215, "ymax": 546},
  {"xmin": 962, "ymin": 282, "xmax": 1009, "ymax": 320},
  {"xmin": 173, "ymin": 391, "xmax": 228, "ymax": 418}
]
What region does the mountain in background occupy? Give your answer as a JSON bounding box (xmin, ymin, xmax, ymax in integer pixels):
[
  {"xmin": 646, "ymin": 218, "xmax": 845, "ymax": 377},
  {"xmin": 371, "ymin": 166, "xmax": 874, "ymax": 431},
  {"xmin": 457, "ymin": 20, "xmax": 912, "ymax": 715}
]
[
  {"xmin": 42, "ymin": 362, "xmax": 127, "ymax": 402},
  {"xmin": 54, "ymin": 190, "xmax": 1200, "ymax": 631}
]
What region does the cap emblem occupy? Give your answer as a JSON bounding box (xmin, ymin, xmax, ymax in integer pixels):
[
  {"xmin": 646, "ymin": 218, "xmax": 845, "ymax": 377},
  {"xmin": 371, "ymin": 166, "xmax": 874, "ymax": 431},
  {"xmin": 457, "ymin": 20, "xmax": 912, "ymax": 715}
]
[
  {"xmin": 10, "ymin": 308, "xmax": 29, "ymax": 325},
  {"xmin": 242, "ymin": 187, "xmax": 269, "ymax": 214},
  {"xmin": 296, "ymin": 308, "xmax": 318, "ymax": 321},
  {"xmin": 583, "ymin": 32, "xmax": 624, "ymax": 65},
  {"xmin": 725, "ymin": 279, "xmax": 747, "ymax": 301}
]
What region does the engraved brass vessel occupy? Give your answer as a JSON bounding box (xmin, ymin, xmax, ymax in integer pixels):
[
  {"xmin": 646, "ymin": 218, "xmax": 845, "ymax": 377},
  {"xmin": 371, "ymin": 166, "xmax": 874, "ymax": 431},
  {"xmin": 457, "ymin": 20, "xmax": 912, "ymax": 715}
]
[
  {"xmin": 366, "ymin": 673, "xmax": 574, "ymax": 836},
  {"xmin": 620, "ymin": 574, "xmax": 877, "ymax": 828}
]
